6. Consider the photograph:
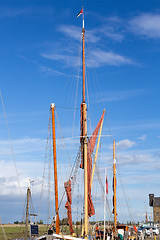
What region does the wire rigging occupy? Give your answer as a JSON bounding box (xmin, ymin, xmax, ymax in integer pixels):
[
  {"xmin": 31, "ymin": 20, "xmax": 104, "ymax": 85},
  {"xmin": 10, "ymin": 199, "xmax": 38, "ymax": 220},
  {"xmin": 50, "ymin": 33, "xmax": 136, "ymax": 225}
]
[
  {"xmin": 72, "ymin": 36, "xmax": 82, "ymax": 138},
  {"xmin": 95, "ymin": 164, "xmax": 113, "ymax": 221},
  {"xmin": 38, "ymin": 110, "xmax": 52, "ymax": 221},
  {"xmin": 0, "ymin": 90, "xmax": 24, "ymax": 202},
  {"xmin": 116, "ymin": 159, "xmax": 135, "ymax": 222}
]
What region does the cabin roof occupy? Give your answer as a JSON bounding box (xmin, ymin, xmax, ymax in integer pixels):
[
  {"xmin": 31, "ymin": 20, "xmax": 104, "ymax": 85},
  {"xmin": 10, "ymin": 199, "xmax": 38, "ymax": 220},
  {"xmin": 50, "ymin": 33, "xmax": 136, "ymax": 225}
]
[{"xmin": 153, "ymin": 197, "xmax": 160, "ymax": 207}]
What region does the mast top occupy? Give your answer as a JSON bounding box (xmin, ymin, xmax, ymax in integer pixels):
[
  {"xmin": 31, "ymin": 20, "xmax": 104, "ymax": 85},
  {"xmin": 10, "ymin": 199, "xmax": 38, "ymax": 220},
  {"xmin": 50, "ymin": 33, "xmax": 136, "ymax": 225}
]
[
  {"xmin": 50, "ymin": 103, "xmax": 55, "ymax": 109},
  {"xmin": 76, "ymin": 7, "xmax": 84, "ymax": 30},
  {"xmin": 28, "ymin": 179, "xmax": 34, "ymax": 189},
  {"xmin": 82, "ymin": 6, "xmax": 84, "ymax": 29}
]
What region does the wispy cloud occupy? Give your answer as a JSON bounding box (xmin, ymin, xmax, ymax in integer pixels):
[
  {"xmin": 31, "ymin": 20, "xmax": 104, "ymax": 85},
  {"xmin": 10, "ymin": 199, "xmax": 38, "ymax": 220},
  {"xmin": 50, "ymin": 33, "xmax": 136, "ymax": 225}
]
[
  {"xmin": 40, "ymin": 66, "xmax": 75, "ymax": 77},
  {"xmin": 41, "ymin": 20, "xmax": 134, "ymax": 68},
  {"xmin": 0, "ymin": 137, "xmax": 45, "ymax": 159},
  {"xmin": 0, "ymin": 8, "xmax": 31, "ymax": 18},
  {"xmin": 58, "ymin": 14, "xmax": 125, "ymax": 42},
  {"xmin": 117, "ymin": 152, "xmax": 152, "ymax": 166},
  {"xmin": 58, "ymin": 23, "xmax": 123, "ymax": 43},
  {"xmin": 111, "ymin": 119, "xmax": 160, "ymax": 132},
  {"xmin": 0, "ymin": 7, "xmax": 54, "ymax": 19},
  {"xmin": 101, "ymin": 27, "xmax": 124, "ymax": 42},
  {"xmin": 96, "ymin": 88, "xmax": 148, "ymax": 103},
  {"xmin": 41, "ymin": 52, "xmax": 80, "ymax": 67},
  {"xmin": 129, "ymin": 13, "xmax": 160, "ymax": 38},
  {"xmin": 138, "ymin": 134, "xmax": 147, "ymax": 141},
  {"xmin": 42, "ymin": 48, "xmax": 134, "ymax": 68},
  {"xmin": 99, "ymin": 16, "xmax": 125, "ymax": 42},
  {"xmin": 88, "ymin": 49, "xmax": 134, "ymax": 67},
  {"xmin": 116, "ymin": 139, "xmax": 136, "ymax": 150},
  {"xmin": 58, "ymin": 25, "xmax": 100, "ymax": 43}
]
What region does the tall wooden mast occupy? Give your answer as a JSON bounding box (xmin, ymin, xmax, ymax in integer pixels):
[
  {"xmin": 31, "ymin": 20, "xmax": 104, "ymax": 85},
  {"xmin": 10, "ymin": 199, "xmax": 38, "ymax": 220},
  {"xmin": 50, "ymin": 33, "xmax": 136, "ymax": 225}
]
[
  {"xmin": 113, "ymin": 140, "xmax": 117, "ymax": 232},
  {"xmin": 25, "ymin": 184, "xmax": 31, "ymax": 240},
  {"xmin": 50, "ymin": 103, "xmax": 60, "ymax": 234},
  {"xmin": 81, "ymin": 9, "xmax": 88, "ymax": 237}
]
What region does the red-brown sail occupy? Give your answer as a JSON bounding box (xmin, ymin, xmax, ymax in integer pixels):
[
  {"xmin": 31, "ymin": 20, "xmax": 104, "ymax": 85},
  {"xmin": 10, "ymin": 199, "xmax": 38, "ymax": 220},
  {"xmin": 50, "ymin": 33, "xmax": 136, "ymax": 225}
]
[
  {"xmin": 80, "ymin": 110, "xmax": 105, "ymax": 217},
  {"xmin": 64, "ymin": 180, "xmax": 73, "ymax": 234}
]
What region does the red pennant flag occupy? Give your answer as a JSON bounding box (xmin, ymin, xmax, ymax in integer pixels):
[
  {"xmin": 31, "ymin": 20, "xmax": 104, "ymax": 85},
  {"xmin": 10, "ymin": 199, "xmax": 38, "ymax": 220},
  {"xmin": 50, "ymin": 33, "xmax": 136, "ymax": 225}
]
[
  {"xmin": 106, "ymin": 175, "xmax": 108, "ymax": 194},
  {"xmin": 76, "ymin": 9, "xmax": 83, "ymax": 18}
]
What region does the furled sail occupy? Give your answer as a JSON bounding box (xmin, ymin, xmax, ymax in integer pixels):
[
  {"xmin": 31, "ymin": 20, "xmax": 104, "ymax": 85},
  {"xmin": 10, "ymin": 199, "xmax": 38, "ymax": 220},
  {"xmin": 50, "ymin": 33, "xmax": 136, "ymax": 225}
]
[
  {"xmin": 64, "ymin": 180, "xmax": 73, "ymax": 234},
  {"xmin": 80, "ymin": 110, "xmax": 105, "ymax": 217},
  {"xmin": 112, "ymin": 177, "xmax": 117, "ymax": 214}
]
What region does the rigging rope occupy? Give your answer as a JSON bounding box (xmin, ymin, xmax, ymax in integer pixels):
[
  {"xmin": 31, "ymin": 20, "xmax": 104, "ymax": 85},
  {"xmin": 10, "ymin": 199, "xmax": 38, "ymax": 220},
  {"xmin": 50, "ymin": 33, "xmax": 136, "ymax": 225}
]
[
  {"xmin": 56, "ymin": 106, "xmax": 79, "ymax": 110},
  {"xmin": 0, "ymin": 90, "xmax": 23, "ymax": 202},
  {"xmin": 95, "ymin": 165, "xmax": 113, "ymax": 221},
  {"xmin": 55, "ymin": 108, "xmax": 73, "ymax": 180},
  {"xmin": 47, "ymin": 132, "xmax": 52, "ymax": 226},
  {"xmin": 58, "ymin": 147, "xmax": 81, "ymax": 212},
  {"xmin": 85, "ymin": 40, "xmax": 114, "ymax": 147},
  {"xmin": 38, "ymin": 109, "xmax": 52, "ymax": 221},
  {"xmin": 116, "ymin": 159, "xmax": 135, "ymax": 223},
  {"xmin": 72, "ymin": 36, "xmax": 81, "ymax": 138},
  {"xmin": 56, "ymin": 134, "xmax": 111, "ymax": 140}
]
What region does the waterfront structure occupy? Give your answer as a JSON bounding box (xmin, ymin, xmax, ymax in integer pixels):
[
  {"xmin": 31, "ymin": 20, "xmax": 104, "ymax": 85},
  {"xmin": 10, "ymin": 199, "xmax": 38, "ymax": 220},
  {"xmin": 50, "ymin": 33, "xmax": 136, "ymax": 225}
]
[{"xmin": 149, "ymin": 194, "xmax": 160, "ymax": 223}]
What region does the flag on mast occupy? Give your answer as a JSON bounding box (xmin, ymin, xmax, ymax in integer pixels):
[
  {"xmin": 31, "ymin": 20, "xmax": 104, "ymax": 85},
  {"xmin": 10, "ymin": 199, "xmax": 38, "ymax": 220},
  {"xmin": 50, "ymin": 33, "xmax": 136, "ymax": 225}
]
[
  {"xmin": 106, "ymin": 175, "xmax": 108, "ymax": 194},
  {"xmin": 76, "ymin": 9, "xmax": 83, "ymax": 18}
]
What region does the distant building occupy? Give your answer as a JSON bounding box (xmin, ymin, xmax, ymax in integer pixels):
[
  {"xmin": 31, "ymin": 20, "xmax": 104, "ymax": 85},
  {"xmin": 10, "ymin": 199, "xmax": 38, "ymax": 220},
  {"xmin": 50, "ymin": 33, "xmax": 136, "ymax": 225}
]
[{"xmin": 149, "ymin": 194, "xmax": 160, "ymax": 223}]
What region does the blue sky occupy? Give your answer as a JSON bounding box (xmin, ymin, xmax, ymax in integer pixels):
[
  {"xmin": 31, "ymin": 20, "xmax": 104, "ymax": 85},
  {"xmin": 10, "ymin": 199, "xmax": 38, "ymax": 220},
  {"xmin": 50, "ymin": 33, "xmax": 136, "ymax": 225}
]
[{"xmin": 0, "ymin": 0, "xmax": 160, "ymax": 224}]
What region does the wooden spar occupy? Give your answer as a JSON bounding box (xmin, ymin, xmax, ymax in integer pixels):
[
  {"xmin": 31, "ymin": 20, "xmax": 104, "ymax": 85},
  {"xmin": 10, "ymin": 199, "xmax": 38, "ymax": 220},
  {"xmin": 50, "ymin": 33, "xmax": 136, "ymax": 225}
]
[
  {"xmin": 25, "ymin": 184, "xmax": 31, "ymax": 240},
  {"xmin": 90, "ymin": 109, "xmax": 105, "ymax": 188},
  {"xmin": 113, "ymin": 140, "xmax": 117, "ymax": 232},
  {"xmin": 82, "ymin": 17, "xmax": 88, "ymax": 237},
  {"xmin": 51, "ymin": 103, "xmax": 60, "ymax": 234}
]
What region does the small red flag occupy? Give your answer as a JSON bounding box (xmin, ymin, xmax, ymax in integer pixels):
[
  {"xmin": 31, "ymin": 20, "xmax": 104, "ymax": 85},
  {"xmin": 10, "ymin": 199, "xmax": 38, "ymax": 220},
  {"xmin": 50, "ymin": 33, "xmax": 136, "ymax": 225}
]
[
  {"xmin": 76, "ymin": 9, "xmax": 83, "ymax": 18},
  {"xmin": 106, "ymin": 175, "xmax": 108, "ymax": 194}
]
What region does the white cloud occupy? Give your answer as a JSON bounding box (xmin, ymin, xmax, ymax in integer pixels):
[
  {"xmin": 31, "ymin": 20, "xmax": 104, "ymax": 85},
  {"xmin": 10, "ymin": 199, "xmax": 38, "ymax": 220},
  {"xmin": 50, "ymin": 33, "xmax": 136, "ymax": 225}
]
[
  {"xmin": 117, "ymin": 152, "xmax": 153, "ymax": 166},
  {"xmin": 88, "ymin": 49, "xmax": 133, "ymax": 67},
  {"xmin": 58, "ymin": 25, "xmax": 100, "ymax": 43},
  {"xmin": 42, "ymin": 48, "xmax": 133, "ymax": 68},
  {"xmin": 41, "ymin": 52, "xmax": 80, "ymax": 68},
  {"xmin": 41, "ymin": 22, "xmax": 134, "ymax": 68},
  {"xmin": 116, "ymin": 139, "xmax": 136, "ymax": 150},
  {"xmin": 138, "ymin": 135, "xmax": 147, "ymax": 141},
  {"xmin": 102, "ymin": 28, "xmax": 124, "ymax": 42},
  {"xmin": 0, "ymin": 137, "xmax": 45, "ymax": 157},
  {"xmin": 0, "ymin": 160, "xmax": 43, "ymax": 197},
  {"xmin": 58, "ymin": 18, "xmax": 124, "ymax": 43},
  {"xmin": 130, "ymin": 13, "xmax": 160, "ymax": 38}
]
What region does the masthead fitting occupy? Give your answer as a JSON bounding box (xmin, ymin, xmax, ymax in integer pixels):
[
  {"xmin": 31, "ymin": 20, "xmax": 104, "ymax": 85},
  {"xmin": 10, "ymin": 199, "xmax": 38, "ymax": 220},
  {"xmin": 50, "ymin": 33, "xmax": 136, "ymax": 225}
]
[
  {"xmin": 82, "ymin": 6, "xmax": 84, "ymax": 29},
  {"xmin": 29, "ymin": 179, "xmax": 34, "ymax": 189},
  {"xmin": 50, "ymin": 103, "xmax": 55, "ymax": 109}
]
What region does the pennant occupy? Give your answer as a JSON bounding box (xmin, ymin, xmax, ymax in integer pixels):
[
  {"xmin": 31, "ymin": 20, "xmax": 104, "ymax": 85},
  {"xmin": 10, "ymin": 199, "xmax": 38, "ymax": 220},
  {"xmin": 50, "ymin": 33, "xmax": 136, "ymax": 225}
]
[
  {"xmin": 76, "ymin": 9, "xmax": 83, "ymax": 18},
  {"xmin": 106, "ymin": 175, "xmax": 108, "ymax": 194}
]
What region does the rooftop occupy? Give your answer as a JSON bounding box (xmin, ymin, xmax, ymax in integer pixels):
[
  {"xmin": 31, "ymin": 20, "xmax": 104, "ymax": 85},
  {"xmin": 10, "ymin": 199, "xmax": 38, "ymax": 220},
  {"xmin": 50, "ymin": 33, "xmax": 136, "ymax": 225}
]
[{"xmin": 153, "ymin": 197, "xmax": 160, "ymax": 207}]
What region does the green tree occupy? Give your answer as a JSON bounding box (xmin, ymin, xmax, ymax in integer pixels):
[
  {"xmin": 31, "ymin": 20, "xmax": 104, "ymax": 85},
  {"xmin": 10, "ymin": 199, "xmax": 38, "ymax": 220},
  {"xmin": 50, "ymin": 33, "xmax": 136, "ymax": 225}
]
[
  {"xmin": 14, "ymin": 221, "xmax": 19, "ymax": 224},
  {"xmin": 61, "ymin": 218, "xmax": 69, "ymax": 225}
]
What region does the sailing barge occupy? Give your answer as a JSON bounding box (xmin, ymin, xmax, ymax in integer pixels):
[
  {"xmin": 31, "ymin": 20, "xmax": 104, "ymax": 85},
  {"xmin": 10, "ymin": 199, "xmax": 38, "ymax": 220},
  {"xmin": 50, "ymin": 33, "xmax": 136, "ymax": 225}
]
[{"xmin": 37, "ymin": 8, "xmax": 122, "ymax": 240}]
